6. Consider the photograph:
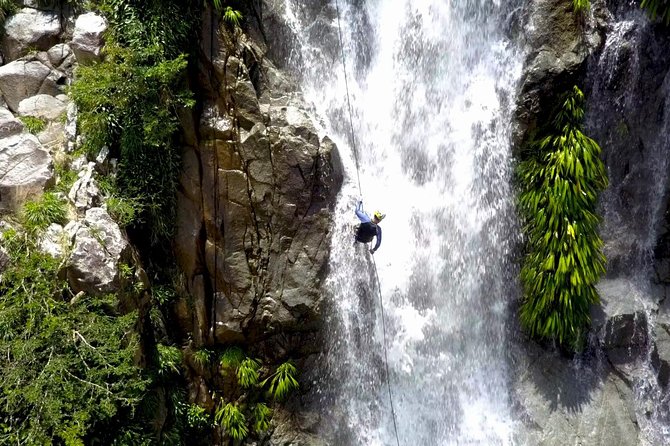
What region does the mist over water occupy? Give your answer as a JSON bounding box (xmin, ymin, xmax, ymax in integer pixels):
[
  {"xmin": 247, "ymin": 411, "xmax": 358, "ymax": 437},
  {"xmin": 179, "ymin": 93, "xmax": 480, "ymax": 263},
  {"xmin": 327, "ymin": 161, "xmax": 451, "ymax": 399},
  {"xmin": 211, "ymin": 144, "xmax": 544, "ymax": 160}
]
[{"xmin": 281, "ymin": 0, "xmax": 523, "ymax": 443}]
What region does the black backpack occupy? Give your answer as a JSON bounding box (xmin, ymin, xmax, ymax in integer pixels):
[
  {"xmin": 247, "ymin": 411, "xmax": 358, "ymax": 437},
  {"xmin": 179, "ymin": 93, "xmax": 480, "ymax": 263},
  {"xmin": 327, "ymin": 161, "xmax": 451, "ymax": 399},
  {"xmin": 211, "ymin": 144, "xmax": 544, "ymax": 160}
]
[{"xmin": 356, "ymin": 222, "xmax": 377, "ymax": 243}]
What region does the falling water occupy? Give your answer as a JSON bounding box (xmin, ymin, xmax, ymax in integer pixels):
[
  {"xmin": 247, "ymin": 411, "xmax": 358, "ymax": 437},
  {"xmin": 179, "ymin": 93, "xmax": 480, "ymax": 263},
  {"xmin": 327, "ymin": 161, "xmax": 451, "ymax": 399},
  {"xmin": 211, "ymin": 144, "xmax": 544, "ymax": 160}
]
[
  {"xmin": 586, "ymin": 6, "xmax": 670, "ymax": 444},
  {"xmin": 280, "ymin": 0, "xmax": 523, "ymax": 444}
]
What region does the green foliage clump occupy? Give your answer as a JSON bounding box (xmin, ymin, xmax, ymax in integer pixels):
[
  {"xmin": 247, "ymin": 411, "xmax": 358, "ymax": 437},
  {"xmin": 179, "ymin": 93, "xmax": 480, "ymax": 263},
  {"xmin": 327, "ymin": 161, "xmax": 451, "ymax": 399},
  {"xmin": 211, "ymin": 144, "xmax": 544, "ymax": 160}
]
[
  {"xmin": 215, "ymin": 402, "xmax": 248, "ymax": 441},
  {"xmin": 21, "ymin": 192, "xmax": 68, "ymax": 233},
  {"xmin": 237, "ymin": 357, "xmax": 261, "ymax": 389},
  {"xmin": 0, "ymin": 231, "xmax": 147, "ymax": 445},
  {"xmin": 157, "ymin": 344, "xmax": 182, "ymax": 377},
  {"xmin": 185, "ymin": 403, "xmax": 211, "ymax": 431},
  {"xmin": 0, "ymin": 0, "xmax": 16, "ymax": 24},
  {"xmin": 213, "ymin": 349, "xmax": 298, "ymax": 440},
  {"xmin": 264, "ymin": 361, "xmax": 299, "ymax": 400},
  {"xmin": 18, "ymin": 115, "xmax": 46, "ymax": 134},
  {"xmin": 517, "ymin": 85, "xmax": 608, "ymax": 349},
  {"xmin": 572, "ymin": 0, "xmax": 590, "ymax": 13},
  {"xmin": 106, "ymin": 195, "xmax": 141, "ymax": 228},
  {"xmin": 193, "ymin": 348, "xmax": 213, "ymax": 368},
  {"xmin": 640, "ymin": 0, "xmax": 670, "ymax": 25},
  {"xmin": 251, "ymin": 403, "xmax": 271, "ymax": 434},
  {"xmin": 220, "ymin": 346, "xmax": 245, "ymax": 370},
  {"xmin": 222, "ymin": 6, "xmax": 243, "ymax": 26},
  {"xmin": 70, "ymin": 0, "xmax": 197, "ymax": 247}
]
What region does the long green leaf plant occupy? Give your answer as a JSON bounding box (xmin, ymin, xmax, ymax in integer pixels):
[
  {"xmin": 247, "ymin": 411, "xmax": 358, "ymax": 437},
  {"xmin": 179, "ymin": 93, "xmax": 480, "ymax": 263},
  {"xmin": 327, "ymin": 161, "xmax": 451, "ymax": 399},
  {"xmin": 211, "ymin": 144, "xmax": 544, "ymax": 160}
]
[{"xmin": 517, "ymin": 85, "xmax": 608, "ymax": 350}]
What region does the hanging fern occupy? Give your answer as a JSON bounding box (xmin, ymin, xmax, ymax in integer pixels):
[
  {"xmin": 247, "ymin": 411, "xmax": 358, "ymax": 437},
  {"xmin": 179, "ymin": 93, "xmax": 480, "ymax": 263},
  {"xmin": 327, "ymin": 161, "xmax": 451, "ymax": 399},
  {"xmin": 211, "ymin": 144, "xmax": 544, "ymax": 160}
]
[
  {"xmin": 262, "ymin": 361, "xmax": 299, "ymax": 400},
  {"xmin": 251, "ymin": 403, "xmax": 271, "ymax": 433},
  {"xmin": 640, "ymin": 0, "xmax": 670, "ymax": 25},
  {"xmin": 222, "ymin": 6, "xmax": 243, "ymax": 26},
  {"xmin": 237, "ymin": 358, "xmax": 260, "ymax": 389},
  {"xmin": 215, "ymin": 402, "xmax": 248, "ymax": 441},
  {"xmin": 517, "ymin": 85, "xmax": 608, "ymax": 350}
]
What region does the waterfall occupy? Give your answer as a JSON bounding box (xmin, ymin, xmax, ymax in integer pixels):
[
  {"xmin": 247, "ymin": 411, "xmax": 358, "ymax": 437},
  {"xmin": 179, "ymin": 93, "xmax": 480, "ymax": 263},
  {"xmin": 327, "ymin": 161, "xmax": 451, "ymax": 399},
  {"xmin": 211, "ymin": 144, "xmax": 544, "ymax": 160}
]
[
  {"xmin": 280, "ymin": 1, "xmax": 524, "ymax": 443},
  {"xmin": 586, "ymin": 5, "xmax": 670, "ymax": 444}
]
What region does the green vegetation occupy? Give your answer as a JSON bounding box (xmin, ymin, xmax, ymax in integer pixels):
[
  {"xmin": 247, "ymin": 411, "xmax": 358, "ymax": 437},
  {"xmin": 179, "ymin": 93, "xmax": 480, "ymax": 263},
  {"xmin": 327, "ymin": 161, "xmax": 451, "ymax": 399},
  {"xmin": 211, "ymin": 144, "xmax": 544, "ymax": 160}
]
[
  {"xmin": 0, "ymin": 230, "xmax": 147, "ymax": 445},
  {"xmin": 214, "ymin": 348, "xmax": 299, "ymax": 441},
  {"xmin": 264, "ymin": 361, "xmax": 300, "ymax": 400},
  {"xmin": 220, "ymin": 345, "xmax": 245, "ymax": 370},
  {"xmin": 237, "ymin": 357, "xmax": 261, "ymax": 388},
  {"xmin": 215, "ymin": 403, "xmax": 248, "ymax": 441},
  {"xmin": 517, "ymin": 86, "xmax": 608, "ymax": 350},
  {"xmin": 222, "ymin": 6, "xmax": 243, "ymax": 26},
  {"xmin": 572, "ymin": 0, "xmax": 590, "ymax": 13},
  {"xmin": 193, "ymin": 348, "xmax": 213, "ymax": 368},
  {"xmin": 21, "ymin": 192, "xmax": 68, "ymax": 233},
  {"xmin": 70, "ymin": 0, "xmax": 197, "ymax": 247},
  {"xmin": 640, "ymin": 0, "xmax": 670, "ymax": 24},
  {"xmin": 0, "ymin": 0, "xmax": 16, "ymax": 23},
  {"xmin": 18, "ymin": 115, "xmax": 47, "ymax": 134}
]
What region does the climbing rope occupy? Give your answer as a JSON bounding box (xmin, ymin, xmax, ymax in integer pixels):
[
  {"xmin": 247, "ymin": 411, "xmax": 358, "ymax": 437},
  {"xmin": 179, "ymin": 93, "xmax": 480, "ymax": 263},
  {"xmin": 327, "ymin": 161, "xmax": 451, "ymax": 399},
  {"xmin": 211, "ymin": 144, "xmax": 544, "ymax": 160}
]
[{"xmin": 334, "ymin": 1, "xmax": 401, "ymax": 445}]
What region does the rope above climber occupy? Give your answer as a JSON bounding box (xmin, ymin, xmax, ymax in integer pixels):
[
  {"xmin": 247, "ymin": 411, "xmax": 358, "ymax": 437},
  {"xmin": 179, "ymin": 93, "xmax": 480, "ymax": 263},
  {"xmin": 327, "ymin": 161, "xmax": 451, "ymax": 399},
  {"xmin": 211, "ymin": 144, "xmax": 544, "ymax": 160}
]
[{"xmin": 354, "ymin": 200, "xmax": 385, "ymax": 254}]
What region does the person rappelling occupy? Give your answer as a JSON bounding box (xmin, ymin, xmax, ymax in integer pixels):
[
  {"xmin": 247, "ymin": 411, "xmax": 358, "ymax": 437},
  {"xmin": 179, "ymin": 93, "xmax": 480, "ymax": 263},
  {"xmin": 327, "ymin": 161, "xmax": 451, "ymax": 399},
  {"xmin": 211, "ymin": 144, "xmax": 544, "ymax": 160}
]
[{"xmin": 353, "ymin": 200, "xmax": 385, "ymax": 254}]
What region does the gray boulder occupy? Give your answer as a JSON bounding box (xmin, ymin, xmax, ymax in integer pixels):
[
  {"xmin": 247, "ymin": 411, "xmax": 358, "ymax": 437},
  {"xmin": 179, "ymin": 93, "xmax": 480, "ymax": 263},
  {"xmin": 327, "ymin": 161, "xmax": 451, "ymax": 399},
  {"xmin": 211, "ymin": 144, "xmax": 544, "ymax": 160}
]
[
  {"xmin": 17, "ymin": 94, "xmax": 67, "ymax": 121},
  {"xmin": 47, "ymin": 43, "xmax": 74, "ymax": 68},
  {"xmin": 67, "ymin": 207, "xmax": 128, "ymax": 295},
  {"xmin": 1, "ymin": 8, "xmax": 62, "ymax": 62},
  {"xmin": 71, "ymin": 12, "xmax": 107, "ymax": 65},
  {"xmin": 0, "ymin": 133, "xmax": 52, "ymax": 212},
  {"xmin": 0, "ymin": 107, "xmax": 24, "ymax": 138},
  {"xmin": 0, "ymin": 60, "xmax": 59, "ymax": 112}
]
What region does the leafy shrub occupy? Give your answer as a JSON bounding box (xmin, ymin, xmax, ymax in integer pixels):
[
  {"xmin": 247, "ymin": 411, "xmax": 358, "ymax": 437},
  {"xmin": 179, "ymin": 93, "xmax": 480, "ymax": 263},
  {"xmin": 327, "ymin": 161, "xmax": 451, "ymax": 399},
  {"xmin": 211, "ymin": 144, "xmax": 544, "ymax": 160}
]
[
  {"xmin": 0, "ymin": 232, "xmax": 147, "ymax": 444},
  {"xmin": 215, "ymin": 402, "xmax": 248, "ymax": 441},
  {"xmin": 640, "ymin": 0, "xmax": 670, "ymax": 24},
  {"xmin": 157, "ymin": 344, "xmax": 182, "ymax": 377},
  {"xmin": 517, "ymin": 86, "xmax": 608, "ymax": 349},
  {"xmin": 21, "ymin": 192, "xmax": 68, "ymax": 233},
  {"xmin": 18, "ymin": 115, "xmax": 46, "ymax": 134},
  {"xmin": 186, "ymin": 404, "xmax": 210, "ymax": 431}
]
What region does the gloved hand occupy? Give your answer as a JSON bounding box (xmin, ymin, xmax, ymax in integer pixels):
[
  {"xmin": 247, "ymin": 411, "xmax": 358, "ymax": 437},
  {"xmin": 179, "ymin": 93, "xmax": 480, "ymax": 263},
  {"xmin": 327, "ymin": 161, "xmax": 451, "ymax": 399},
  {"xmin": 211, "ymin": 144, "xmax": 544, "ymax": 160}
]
[{"xmin": 369, "ymin": 248, "xmax": 375, "ymax": 254}]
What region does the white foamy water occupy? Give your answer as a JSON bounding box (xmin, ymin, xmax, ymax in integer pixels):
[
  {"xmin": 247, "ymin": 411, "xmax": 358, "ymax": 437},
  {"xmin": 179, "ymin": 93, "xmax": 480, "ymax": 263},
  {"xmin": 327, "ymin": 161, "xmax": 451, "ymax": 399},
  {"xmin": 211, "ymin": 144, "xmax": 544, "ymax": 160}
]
[{"xmin": 281, "ymin": 0, "xmax": 524, "ymax": 443}]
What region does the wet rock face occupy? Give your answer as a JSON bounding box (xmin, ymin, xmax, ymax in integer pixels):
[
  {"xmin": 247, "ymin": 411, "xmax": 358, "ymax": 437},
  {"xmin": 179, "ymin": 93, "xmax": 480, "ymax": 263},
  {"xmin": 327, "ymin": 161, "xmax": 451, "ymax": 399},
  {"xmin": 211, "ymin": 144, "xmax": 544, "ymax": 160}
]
[
  {"xmin": 174, "ymin": 9, "xmax": 342, "ymax": 355},
  {"xmin": 514, "ymin": 0, "xmax": 606, "ymax": 150}
]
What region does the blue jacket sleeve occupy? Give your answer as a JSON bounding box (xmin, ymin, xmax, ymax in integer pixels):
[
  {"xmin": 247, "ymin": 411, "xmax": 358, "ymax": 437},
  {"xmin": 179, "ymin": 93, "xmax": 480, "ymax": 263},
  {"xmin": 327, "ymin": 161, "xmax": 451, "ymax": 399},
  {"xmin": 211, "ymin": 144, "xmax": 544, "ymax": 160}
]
[
  {"xmin": 373, "ymin": 226, "xmax": 382, "ymax": 251},
  {"xmin": 355, "ymin": 201, "xmax": 371, "ymax": 223}
]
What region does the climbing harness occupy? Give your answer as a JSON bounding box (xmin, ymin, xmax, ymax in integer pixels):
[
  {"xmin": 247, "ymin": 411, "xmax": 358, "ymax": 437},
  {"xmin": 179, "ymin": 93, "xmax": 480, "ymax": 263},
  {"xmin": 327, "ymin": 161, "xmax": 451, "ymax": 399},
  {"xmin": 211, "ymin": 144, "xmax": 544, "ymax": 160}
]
[{"xmin": 334, "ymin": 1, "xmax": 401, "ymax": 445}]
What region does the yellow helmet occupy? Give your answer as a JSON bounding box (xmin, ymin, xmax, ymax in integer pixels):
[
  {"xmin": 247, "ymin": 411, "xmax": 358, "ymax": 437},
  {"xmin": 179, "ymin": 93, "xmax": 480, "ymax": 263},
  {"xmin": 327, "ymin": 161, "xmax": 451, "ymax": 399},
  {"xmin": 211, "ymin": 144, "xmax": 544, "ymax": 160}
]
[{"xmin": 373, "ymin": 211, "xmax": 386, "ymax": 221}]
